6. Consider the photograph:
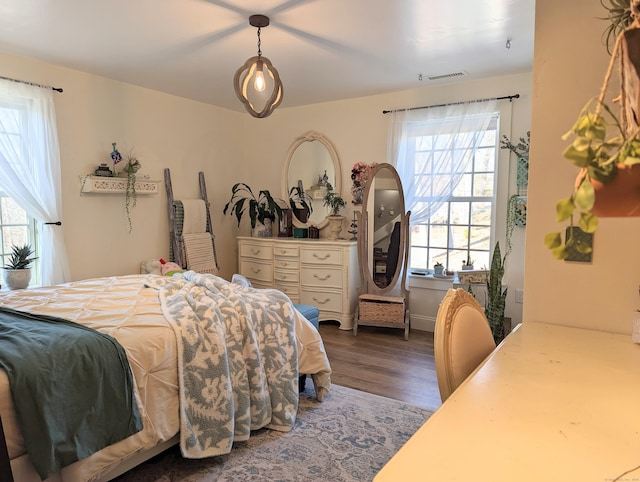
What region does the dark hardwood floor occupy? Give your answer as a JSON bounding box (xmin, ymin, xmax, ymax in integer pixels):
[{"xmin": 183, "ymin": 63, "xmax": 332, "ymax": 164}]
[{"xmin": 317, "ymin": 321, "xmax": 442, "ymax": 411}]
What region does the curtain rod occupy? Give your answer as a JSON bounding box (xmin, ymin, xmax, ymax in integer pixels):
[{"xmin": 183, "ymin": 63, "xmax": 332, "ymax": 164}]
[
  {"xmin": 382, "ymin": 93, "xmax": 519, "ymax": 114},
  {"xmin": 0, "ymin": 75, "xmax": 63, "ymax": 93}
]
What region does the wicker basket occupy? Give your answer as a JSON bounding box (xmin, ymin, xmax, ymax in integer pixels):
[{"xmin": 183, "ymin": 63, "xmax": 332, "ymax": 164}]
[{"xmin": 358, "ymin": 294, "xmax": 405, "ymax": 323}]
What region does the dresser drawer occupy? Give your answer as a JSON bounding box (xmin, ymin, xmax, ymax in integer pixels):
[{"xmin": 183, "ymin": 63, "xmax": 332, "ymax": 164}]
[
  {"xmin": 275, "ymin": 281, "xmax": 300, "ymax": 302},
  {"xmin": 274, "ymin": 245, "xmax": 299, "ymax": 257},
  {"xmin": 300, "ymin": 289, "xmax": 343, "ymax": 313},
  {"xmin": 274, "ymin": 258, "xmax": 298, "ymax": 270},
  {"xmin": 240, "ymin": 259, "xmax": 273, "ymax": 283},
  {"xmin": 301, "ymin": 267, "xmax": 342, "ymax": 289},
  {"xmin": 301, "ymin": 248, "xmax": 342, "ymax": 266},
  {"xmin": 274, "ymin": 269, "xmax": 300, "ymax": 283},
  {"xmin": 239, "ymin": 242, "xmax": 273, "ymax": 260}
]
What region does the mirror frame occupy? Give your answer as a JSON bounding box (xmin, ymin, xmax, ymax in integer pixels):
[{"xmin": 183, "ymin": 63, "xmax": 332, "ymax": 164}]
[
  {"xmin": 357, "ymin": 163, "xmax": 411, "ymax": 297},
  {"xmin": 282, "ymin": 131, "xmax": 342, "ymax": 229}
]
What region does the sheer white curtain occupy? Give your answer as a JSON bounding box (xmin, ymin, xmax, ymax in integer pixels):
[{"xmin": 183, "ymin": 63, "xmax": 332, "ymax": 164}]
[
  {"xmin": 0, "ymin": 79, "xmax": 70, "ymax": 286},
  {"xmin": 387, "ymin": 100, "xmax": 498, "ymax": 226}
]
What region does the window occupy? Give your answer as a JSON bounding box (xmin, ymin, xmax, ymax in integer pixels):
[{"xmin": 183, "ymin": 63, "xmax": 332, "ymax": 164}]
[
  {"xmin": 0, "ymin": 98, "xmax": 38, "ymax": 281},
  {"xmin": 0, "ymin": 79, "xmax": 68, "ymax": 286},
  {"xmin": 409, "ymin": 121, "xmax": 498, "ymax": 271},
  {"xmin": 0, "ymin": 193, "xmax": 37, "ymax": 272},
  {"xmin": 388, "ymin": 101, "xmax": 501, "ymax": 273}
]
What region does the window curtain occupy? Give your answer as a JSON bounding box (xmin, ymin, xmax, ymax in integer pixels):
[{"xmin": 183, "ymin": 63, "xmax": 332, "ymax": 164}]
[
  {"xmin": 0, "ymin": 79, "xmax": 70, "ymax": 286},
  {"xmin": 387, "ymin": 100, "xmax": 498, "ymax": 226}
]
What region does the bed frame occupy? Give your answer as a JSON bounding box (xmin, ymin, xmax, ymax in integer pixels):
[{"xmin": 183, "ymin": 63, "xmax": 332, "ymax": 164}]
[{"xmin": 0, "ymin": 417, "xmax": 13, "ymax": 482}]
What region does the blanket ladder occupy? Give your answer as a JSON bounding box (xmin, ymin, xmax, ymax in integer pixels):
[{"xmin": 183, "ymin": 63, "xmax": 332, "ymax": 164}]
[{"xmin": 164, "ymin": 168, "xmax": 220, "ymax": 272}]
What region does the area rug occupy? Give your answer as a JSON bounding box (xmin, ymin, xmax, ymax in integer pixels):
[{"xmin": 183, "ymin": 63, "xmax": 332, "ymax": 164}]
[{"xmin": 115, "ymin": 384, "xmax": 433, "ymax": 482}]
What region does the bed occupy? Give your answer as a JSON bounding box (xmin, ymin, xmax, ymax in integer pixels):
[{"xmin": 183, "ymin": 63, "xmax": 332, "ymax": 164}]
[{"xmin": 0, "ymin": 272, "xmax": 331, "ymax": 482}]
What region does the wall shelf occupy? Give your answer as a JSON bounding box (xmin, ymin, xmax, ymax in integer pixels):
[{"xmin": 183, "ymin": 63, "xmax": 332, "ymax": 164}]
[{"xmin": 80, "ymin": 176, "xmax": 160, "ymax": 194}]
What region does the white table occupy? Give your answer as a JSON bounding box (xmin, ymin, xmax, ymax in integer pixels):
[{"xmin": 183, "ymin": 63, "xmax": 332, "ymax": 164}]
[{"xmin": 375, "ymin": 321, "xmax": 640, "ymax": 482}]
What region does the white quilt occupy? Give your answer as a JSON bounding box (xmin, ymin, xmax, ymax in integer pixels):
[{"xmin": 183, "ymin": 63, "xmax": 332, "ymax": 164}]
[{"xmin": 0, "ymin": 274, "xmax": 332, "ymax": 481}]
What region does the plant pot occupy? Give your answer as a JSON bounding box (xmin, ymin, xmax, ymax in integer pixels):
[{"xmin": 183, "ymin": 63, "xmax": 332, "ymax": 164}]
[
  {"xmin": 326, "ymin": 215, "xmax": 344, "ymax": 240},
  {"xmin": 252, "ymin": 219, "xmax": 273, "ymax": 238},
  {"xmin": 434, "ymin": 266, "xmax": 445, "ymax": 276},
  {"xmin": 1, "ymin": 268, "xmax": 31, "ymax": 290},
  {"xmin": 577, "ymin": 164, "xmax": 640, "ymax": 217},
  {"xmin": 461, "ymin": 264, "xmax": 474, "ymax": 271}
]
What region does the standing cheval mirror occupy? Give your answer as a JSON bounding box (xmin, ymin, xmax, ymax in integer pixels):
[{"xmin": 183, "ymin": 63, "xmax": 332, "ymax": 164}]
[{"xmin": 353, "ymin": 163, "xmax": 411, "ymax": 340}]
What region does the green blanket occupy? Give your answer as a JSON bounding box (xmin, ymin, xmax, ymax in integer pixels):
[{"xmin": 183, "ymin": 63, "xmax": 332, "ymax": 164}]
[{"xmin": 0, "ymin": 306, "xmax": 142, "ymax": 479}]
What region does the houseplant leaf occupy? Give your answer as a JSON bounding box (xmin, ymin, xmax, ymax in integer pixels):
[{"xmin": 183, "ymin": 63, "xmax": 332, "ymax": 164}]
[
  {"xmin": 574, "ymin": 178, "xmax": 595, "ymax": 211},
  {"xmin": 555, "ymin": 197, "xmax": 574, "ymax": 222},
  {"xmin": 544, "ymin": 232, "xmax": 562, "ymax": 249},
  {"xmin": 578, "ymin": 212, "xmax": 598, "ymax": 233}
]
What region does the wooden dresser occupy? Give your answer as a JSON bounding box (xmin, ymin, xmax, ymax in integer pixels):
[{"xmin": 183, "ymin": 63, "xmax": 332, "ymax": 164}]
[{"xmin": 237, "ymin": 237, "xmax": 359, "ymax": 329}]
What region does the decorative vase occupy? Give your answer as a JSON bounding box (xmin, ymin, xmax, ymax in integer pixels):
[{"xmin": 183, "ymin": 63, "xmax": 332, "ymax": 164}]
[
  {"xmin": 252, "ymin": 219, "xmax": 273, "ymax": 238},
  {"xmin": 1, "ymin": 268, "xmax": 31, "ymax": 290},
  {"xmin": 326, "ymin": 215, "xmax": 344, "ymax": 240}
]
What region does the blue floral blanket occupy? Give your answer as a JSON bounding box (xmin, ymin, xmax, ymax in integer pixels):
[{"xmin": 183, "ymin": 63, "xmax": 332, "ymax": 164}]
[{"xmin": 149, "ymin": 271, "xmax": 299, "ymax": 457}]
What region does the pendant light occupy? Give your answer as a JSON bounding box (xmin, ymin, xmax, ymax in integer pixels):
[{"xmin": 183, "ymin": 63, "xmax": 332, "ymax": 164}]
[{"xmin": 233, "ymin": 14, "xmax": 283, "ymax": 118}]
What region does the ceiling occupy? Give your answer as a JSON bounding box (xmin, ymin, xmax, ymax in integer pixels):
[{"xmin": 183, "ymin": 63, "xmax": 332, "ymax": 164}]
[{"xmin": 0, "ymin": 0, "xmax": 535, "ymax": 113}]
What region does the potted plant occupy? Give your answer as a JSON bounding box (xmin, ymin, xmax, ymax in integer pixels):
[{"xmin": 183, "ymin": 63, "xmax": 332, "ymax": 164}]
[
  {"xmin": 323, "ymin": 190, "xmax": 346, "ymax": 216},
  {"xmin": 485, "ymin": 242, "xmax": 508, "ymax": 343},
  {"xmin": 461, "ymin": 256, "xmax": 474, "ymax": 270},
  {"xmin": 323, "ymin": 190, "xmax": 346, "ymax": 240},
  {"xmin": 599, "ymin": 0, "xmax": 634, "ymax": 54},
  {"xmin": 433, "ymin": 261, "xmax": 445, "ymax": 276},
  {"xmin": 288, "ymin": 185, "xmax": 313, "ymax": 223},
  {"xmin": 2, "ymin": 244, "xmax": 37, "ymax": 290},
  {"xmin": 545, "ymin": 9, "xmax": 640, "ymax": 260},
  {"xmin": 224, "ymin": 182, "xmax": 283, "ymax": 237}
]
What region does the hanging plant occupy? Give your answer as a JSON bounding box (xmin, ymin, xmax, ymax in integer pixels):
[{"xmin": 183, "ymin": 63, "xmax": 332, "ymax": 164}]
[
  {"xmin": 545, "ymin": 15, "xmax": 640, "ymax": 260},
  {"xmin": 599, "ymin": 0, "xmax": 634, "ymax": 54},
  {"xmin": 500, "ymin": 131, "xmax": 530, "ymax": 158},
  {"xmin": 122, "ymin": 150, "xmax": 141, "ymax": 233}
]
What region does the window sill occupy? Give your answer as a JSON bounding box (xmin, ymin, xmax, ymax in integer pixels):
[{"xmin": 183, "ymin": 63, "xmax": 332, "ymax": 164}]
[{"xmin": 408, "ymin": 273, "xmax": 454, "ymax": 289}]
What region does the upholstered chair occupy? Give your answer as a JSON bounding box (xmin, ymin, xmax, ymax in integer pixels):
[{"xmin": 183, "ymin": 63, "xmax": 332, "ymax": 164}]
[{"xmin": 434, "ymin": 288, "xmax": 496, "ymax": 402}]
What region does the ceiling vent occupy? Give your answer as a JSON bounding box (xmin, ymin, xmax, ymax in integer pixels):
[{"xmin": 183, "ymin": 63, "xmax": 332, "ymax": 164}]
[{"xmin": 422, "ymin": 71, "xmax": 467, "ymax": 81}]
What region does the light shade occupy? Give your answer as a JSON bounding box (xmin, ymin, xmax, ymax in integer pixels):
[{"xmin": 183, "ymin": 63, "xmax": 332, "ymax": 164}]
[{"xmin": 234, "ymin": 55, "xmax": 283, "ymax": 118}]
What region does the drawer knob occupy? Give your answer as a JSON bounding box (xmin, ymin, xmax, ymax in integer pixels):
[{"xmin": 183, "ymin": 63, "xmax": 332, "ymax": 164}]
[
  {"xmin": 313, "ymin": 297, "xmax": 330, "ymax": 304},
  {"xmin": 251, "ymin": 248, "xmax": 261, "ymax": 255},
  {"xmin": 313, "ymin": 253, "xmax": 330, "ymax": 260},
  {"xmin": 314, "ymin": 274, "xmax": 331, "ymax": 281},
  {"xmin": 251, "ymin": 267, "xmax": 262, "ymax": 274}
]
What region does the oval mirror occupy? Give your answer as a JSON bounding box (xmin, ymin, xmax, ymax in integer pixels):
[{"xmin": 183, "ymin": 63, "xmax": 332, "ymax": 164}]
[
  {"xmin": 359, "ymin": 163, "xmax": 408, "ymax": 293},
  {"xmin": 282, "ymin": 131, "xmax": 342, "ymax": 229}
]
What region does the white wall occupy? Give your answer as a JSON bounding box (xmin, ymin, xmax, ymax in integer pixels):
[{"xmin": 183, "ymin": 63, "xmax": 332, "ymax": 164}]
[
  {"xmin": 525, "ymin": 0, "xmax": 640, "ymax": 334},
  {"xmin": 1, "ymin": 51, "xmax": 532, "ymax": 330},
  {"xmin": 0, "ymin": 51, "xmax": 244, "ymax": 282},
  {"xmin": 237, "ymin": 72, "xmax": 533, "ymax": 328}
]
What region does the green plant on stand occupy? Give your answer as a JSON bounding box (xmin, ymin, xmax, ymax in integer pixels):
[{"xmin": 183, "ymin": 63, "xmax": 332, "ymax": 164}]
[
  {"xmin": 323, "ymin": 189, "xmax": 346, "ymax": 240},
  {"xmin": 323, "ymin": 190, "xmax": 346, "ymax": 216}
]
